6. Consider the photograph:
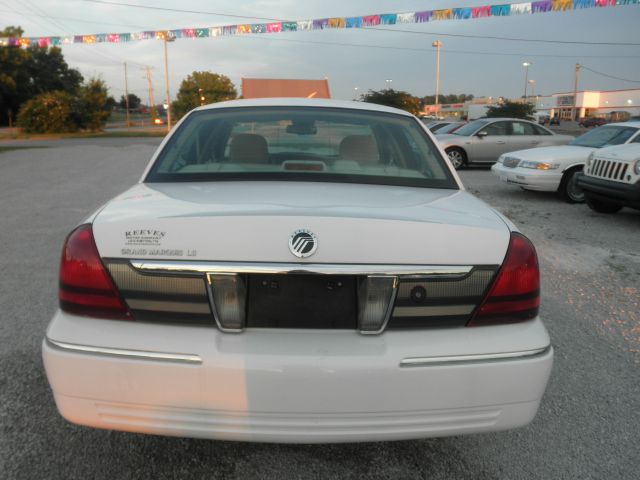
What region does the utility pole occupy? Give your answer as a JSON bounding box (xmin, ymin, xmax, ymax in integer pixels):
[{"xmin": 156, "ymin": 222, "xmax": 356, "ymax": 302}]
[
  {"xmin": 432, "ymin": 40, "xmax": 442, "ymax": 112},
  {"xmin": 163, "ymin": 35, "xmax": 175, "ymax": 132},
  {"xmin": 522, "ymin": 62, "xmax": 532, "ymax": 99},
  {"xmin": 573, "ymin": 63, "xmax": 581, "ymax": 121},
  {"xmin": 145, "ymin": 67, "xmax": 157, "ymax": 124},
  {"xmin": 124, "ymin": 62, "xmax": 130, "ymax": 130}
]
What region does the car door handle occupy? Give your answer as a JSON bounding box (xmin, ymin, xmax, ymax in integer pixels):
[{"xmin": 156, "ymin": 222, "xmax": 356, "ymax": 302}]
[
  {"xmin": 530, "ymin": 141, "xmax": 540, "ymax": 145},
  {"xmin": 496, "ymin": 141, "xmax": 506, "ymax": 144}
]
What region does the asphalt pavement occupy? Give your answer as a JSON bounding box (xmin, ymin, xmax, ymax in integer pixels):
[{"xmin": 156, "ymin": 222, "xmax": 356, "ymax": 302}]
[{"xmin": 0, "ymin": 138, "xmax": 638, "ymax": 479}]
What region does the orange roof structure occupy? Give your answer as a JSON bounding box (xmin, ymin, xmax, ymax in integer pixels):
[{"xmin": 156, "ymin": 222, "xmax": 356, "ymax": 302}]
[{"xmin": 241, "ymin": 78, "xmax": 331, "ymax": 99}]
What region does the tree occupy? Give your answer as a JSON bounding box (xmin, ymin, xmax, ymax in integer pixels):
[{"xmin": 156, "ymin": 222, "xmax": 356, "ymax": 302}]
[
  {"xmin": 0, "ymin": 26, "xmax": 31, "ymax": 126},
  {"xmin": 360, "ymin": 89, "xmax": 422, "ymax": 115},
  {"xmin": 172, "ymin": 71, "xmax": 237, "ymax": 119},
  {"xmin": 26, "ymin": 46, "xmax": 83, "ymax": 96},
  {"xmin": 485, "ymin": 100, "xmax": 536, "ymax": 120},
  {"xmin": 17, "ymin": 91, "xmax": 77, "ymax": 133},
  {"xmin": 73, "ymin": 78, "xmax": 110, "ymax": 131},
  {"xmin": 119, "ymin": 93, "xmax": 140, "ymax": 110},
  {"xmin": 0, "ymin": 26, "xmax": 83, "ymax": 126},
  {"xmin": 17, "ymin": 78, "xmax": 110, "ymax": 133},
  {"xmin": 105, "ymin": 96, "xmax": 116, "ymax": 111},
  {"xmin": 1, "ymin": 26, "xmax": 23, "ymax": 37},
  {"xmin": 421, "ymin": 94, "xmax": 474, "ymax": 105}
]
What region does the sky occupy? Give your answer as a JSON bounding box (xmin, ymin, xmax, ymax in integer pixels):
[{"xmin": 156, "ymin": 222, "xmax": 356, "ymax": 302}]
[{"xmin": 2, "ymin": 0, "xmax": 640, "ymax": 104}]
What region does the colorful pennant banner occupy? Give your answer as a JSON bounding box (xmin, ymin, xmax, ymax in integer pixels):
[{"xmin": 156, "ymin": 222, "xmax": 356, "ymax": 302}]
[{"xmin": 0, "ymin": 0, "xmax": 637, "ymax": 47}]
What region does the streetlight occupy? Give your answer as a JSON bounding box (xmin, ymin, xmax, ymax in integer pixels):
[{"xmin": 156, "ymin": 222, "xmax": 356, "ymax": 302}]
[
  {"xmin": 162, "ymin": 33, "xmax": 175, "ymax": 132},
  {"xmin": 528, "ymin": 79, "xmax": 536, "ymax": 99},
  {"xmin": 432, "ymin": 40, "xmax": 442, "ymax": 110},
  {"xmin": 385, "ymin": 79, "xmax": 392, "ymax": 90},
  {"xmin": 522, "ymin": 62, "xmax": 532, "ymax": 99}
]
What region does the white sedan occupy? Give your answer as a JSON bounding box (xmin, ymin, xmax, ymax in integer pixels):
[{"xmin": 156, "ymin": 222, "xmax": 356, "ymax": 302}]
[
  {"xmin": 492, "ymin": 122, "xmax": 640, "ymax": 202},
  {"xmin": 43, "ymin": 98, "xmax": 552, "ymax": 443}
]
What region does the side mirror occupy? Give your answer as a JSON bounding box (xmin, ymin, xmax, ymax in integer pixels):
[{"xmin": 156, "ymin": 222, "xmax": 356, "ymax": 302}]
[{"xmin": 476, "ymin": 130, "xmax": 488, "ymax": 138}]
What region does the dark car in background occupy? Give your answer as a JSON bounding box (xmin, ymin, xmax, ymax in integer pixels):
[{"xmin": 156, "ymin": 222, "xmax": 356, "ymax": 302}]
[{"xmin": 579, "ymin": 117, "xmax": 607, "ymax": 128}]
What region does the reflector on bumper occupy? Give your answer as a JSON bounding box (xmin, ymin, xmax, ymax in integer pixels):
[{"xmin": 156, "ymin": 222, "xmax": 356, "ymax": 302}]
[
  {"xmin": 206, "ymin": 273, "xmax": 247, "ymax": 332},
  {"xmin": 358, "ymin": 276, "xmax": 399, "ymax": 334}
]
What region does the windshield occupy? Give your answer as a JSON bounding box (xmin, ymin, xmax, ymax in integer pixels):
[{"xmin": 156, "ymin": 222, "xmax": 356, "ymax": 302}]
[
  {"xmin": 451, "ymin": 119, "xmax": 490, "ymax": 136},
  {"xmin": 570, "ymin": 126, "xmax": 639, "ymax": 148},
  {"xmin": 146, "ymin": 106, "xmax": 457, "ymax": 189}
]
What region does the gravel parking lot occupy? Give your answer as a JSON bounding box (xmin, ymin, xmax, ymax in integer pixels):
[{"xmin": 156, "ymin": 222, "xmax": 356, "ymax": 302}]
[{"xmin": 0, "ymin": 138, "xmax": 638, "ymax": 479}]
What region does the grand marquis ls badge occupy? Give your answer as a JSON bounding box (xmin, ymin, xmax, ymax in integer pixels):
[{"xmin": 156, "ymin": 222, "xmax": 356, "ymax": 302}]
[{"xmin": 289, "ymin": 229, "xmax": 318, "ymax": 258}]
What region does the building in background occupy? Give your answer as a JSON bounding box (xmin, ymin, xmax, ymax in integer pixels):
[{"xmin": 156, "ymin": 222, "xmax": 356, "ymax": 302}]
[
  {"xmin": 424, "ymin": 88, "xmax": 640, "ymax": 121},
  {"xmin": 534, "ymin": 88, "xmax": 640, "ymax": 120},
  {"xmin": 423, "ymin": 97, "xmax": 497, "ymax": 120},
  {"xmin": 241, "ymin": 78, "xmax": 331, "ymax": 99}
]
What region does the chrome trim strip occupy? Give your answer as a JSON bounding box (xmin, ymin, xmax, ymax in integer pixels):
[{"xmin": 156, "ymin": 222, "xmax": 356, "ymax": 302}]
[
  {"xmin": 126, "ymin": 299, "xmax": 211, "ymax": 314},
  {"xmin": 45, "ymin": 338, "xmax": 202, "ymax": 365},
  {"xmin": 399, "ymin": 346, "xmax": 551, "ymax": 367},
  {"xmin": 130, "ymin": 260, "xmax": 472, "ymax": 277},
  {"xmin": 392, "ymin": 304, "xmax": 476, "ymax": 317}
]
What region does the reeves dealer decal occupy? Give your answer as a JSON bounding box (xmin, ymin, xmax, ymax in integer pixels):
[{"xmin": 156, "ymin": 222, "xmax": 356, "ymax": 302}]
[
  {"xmin": 121, "ymin": 229, "xmax": 197, "ymax": 257},
  {"xmin": 125, "ymin": 229, "xmax": 166, "ymax": 246}
]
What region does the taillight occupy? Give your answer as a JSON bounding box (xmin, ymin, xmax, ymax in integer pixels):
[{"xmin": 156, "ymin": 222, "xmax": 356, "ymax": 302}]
[
  {"xmin": 468, "ymin": 232, "xmax": 540, "ymax": 326},
  {"xmin": 59, "ymin": 224, "xmax": 132, "ymax": 320}
]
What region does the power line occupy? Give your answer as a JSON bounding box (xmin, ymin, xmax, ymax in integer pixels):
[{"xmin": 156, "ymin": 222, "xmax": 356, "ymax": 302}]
[
  {"xmin": 232, "ymin": 34, "xmax": 640, "ymax": 59},
  {"xmin": 81, "ymin": 0, "xmax": 288, "ymax": 23},
  {"xmin": 2, "ymin": 1, "xmax": 150, "ymax": 68},
  {"xmin": 8, "ymin": 0, "xmax": 638, "ymax": 48},
  {"xmin": 367, "ymin": 26, "xmax": 640, "ymax": 47},
  {"xmin": 0, "ymin": 8, "xmax": 151, "ymax": 30},
  {"xmin": 79, "ymin": 1, "xmax": 640, "ymax": 47},
  {"xmin": 7, "ymin": 1, "xmax": 639, "ymax": 63},
  {"xmin": 581, "ymin": 65, "xmax": 640, "ymax": 83},
  {"xmin": 0, "ymin": 0, "xmax": 58, "ymax": 35}
]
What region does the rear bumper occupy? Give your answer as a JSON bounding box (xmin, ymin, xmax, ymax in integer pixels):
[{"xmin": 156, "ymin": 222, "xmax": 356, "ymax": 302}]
[
  {"xmin": 491, "ymin": 163, "xmax": 562, "ymax": 192},
  {"xmin": 577, "ymin": 174, "xmax": 640, "ymax": 209},
  {"xmin": 43, "ymin": 311, "xmax": 553, "ymax": 443}
]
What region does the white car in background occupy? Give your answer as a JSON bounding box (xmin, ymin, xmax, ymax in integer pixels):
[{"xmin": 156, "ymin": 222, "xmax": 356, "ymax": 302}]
[
  {"xmin": 43, "ymin": 98, "xmax": 552, "ymax": 443},
  {"xmin": 492, "ymin": 122, "xmax": 640, "ymax": 202}
]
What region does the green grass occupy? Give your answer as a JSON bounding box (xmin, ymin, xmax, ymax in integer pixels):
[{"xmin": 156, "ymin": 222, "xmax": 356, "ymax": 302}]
[
  {"xmin": 0, "ymin": 130, "xmax": 166, "ymax": 141},
  {"xmin": 81, "ymin": 131, "xmax": 167, "ymax": 138},
  {"xmin": 0, "ymin": 146, "xmax": 49, "ymax": 154}
]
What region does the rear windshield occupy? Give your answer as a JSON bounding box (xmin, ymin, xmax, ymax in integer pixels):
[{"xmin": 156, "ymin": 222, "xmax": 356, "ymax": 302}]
[
  {"xmin": 570, "ymin": 126, "xmax": 639, "ymax": 148},
  {"xmin": 145, "ymin": 107, "xmax": 457, "ymax": 189}
]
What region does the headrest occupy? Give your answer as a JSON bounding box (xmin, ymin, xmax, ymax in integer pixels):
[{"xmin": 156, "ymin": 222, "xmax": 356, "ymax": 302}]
[
  {"xmin": 229, "ymin": 133, "xmax": 269, "ymax": 163},
  {"xmin": 338, "ymin": 135, "xmax": 379, "ymax": 164}
]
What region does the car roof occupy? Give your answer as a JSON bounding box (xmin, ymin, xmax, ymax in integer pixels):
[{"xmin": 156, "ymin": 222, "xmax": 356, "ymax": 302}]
[
  {"xmin": 606, "ymin": 121, "xmax": 640, "ymax": 128},
  {"xmin": 194, "ymin": 97, "xmax": 415, "ymax": 117},
  {"xmin": 470, "ymin": 117, "xmax": 536, "ymax": 122}
]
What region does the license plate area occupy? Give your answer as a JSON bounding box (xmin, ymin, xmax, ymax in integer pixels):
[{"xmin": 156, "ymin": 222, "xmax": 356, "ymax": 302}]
[{"xmin": 246, "ymin": 274, "xmax": 357, "ymax": 329}]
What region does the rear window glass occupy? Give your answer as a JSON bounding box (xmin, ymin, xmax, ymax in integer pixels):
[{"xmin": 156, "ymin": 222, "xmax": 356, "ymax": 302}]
[
  {"xmin": 512, "ymin": 122, "xmax": 536, "ymax": 135},
  {"xmin": 452, "ymin": 120, "xmax": 489, "ymax": 136},
  {"xmin": 533, "ymin": 124, "xmax": 552, "ymax": 136},
  {"xmin": 483, "ymin": 122, "xmax": 509, "ymax": 136},
  {"xmin": 146, "ymin": 107, "xmax": 457, "ymax": 189}
]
